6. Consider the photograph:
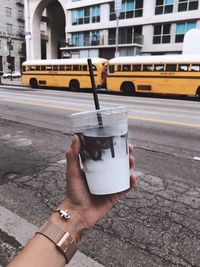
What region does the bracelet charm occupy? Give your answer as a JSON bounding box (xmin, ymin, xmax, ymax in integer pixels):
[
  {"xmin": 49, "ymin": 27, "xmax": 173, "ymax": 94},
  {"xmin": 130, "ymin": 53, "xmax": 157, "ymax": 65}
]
[{"xmin": 54, "ymin": 209, "xmax": 71, "ymax": 220}]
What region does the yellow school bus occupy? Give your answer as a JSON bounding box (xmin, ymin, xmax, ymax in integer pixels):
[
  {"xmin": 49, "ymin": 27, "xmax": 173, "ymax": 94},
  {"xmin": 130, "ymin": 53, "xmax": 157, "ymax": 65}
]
[
  {"xmin": 106, "ymin": 55, "xmax": 200, "ymax": 97},
  {"xmin": 21, "ymin": 58, "xmax": 108, "ymax": 90}
]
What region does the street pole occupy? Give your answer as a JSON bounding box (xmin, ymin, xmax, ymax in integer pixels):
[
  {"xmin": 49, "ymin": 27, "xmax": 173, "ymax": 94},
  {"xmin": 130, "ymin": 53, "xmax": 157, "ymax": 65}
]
[{"xmin": 114, "ymin": 0, "xmax": 122, "ymax": 57}]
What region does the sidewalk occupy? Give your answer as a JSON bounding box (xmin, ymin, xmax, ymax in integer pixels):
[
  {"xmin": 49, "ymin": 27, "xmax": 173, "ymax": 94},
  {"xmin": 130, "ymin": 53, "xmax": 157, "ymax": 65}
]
[
  {"xmin": 0, "ymin": 206, "xmax": 104, "ymax": 267},
  {"xmin": 0, "ymin": 77, "xmax": 23, "ymax": 87}
]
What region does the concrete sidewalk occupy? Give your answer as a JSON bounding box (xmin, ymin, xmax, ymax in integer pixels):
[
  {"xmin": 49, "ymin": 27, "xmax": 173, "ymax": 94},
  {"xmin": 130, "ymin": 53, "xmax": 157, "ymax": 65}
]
[
  {"xmin": 0, "ymin": 206, "xmax": 104, "ymax": 267},
  {"xmin": 0, "ymin": 77, "xmax": 23, "ymax": 87}
]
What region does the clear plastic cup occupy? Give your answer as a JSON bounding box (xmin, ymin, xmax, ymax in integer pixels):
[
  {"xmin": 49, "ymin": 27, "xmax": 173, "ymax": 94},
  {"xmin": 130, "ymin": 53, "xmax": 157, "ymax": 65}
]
[{"xmin": 67, "ymin": 107, "xmax": 130, "ymax": 195}]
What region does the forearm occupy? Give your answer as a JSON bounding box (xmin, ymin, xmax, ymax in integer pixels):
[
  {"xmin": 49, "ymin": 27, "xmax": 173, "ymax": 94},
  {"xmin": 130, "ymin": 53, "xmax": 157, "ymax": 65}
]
[
  {"xmin": 7, "ymin": 198, "xmax": 86, "ymax": 267},
  {"xmin": 8, "ymin": 234, "xmax": 66, "ymax": 267}
]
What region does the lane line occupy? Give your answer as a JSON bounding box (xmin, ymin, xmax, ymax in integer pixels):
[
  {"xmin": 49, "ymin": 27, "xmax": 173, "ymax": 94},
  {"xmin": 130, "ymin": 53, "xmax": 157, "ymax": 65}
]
[
  {"xmin": 0, "ymin": 98, "xmax": 85, "ymax": 112},
  {"xmin": 128, "ymin": 115, "xmax": 200, "ymax": 128},
  {"xmin": 1, "ymin": 98, "xmax": 200, "ymax": 129}
]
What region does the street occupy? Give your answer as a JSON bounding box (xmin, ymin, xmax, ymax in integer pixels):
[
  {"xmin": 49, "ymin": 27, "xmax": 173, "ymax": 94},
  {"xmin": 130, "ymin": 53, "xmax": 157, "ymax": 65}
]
[{"xmin": 0, "ymin": 84, "xmax": 200, "ymax": 266}]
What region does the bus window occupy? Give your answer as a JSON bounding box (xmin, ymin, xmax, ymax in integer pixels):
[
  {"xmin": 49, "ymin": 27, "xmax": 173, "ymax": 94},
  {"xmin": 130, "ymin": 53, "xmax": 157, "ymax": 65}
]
[
  {"xmin": 109, "ymin": 65, "xmax": 114, "ymax": 73},
  {"xmin": 73, "ymin": 65, "xmax": 80, "ymax": 71},
  {"xmin": 117, "ymin": 65, "xmax": 121, "ymax": 71},
  {"xmin": 53, "ymin": 65, "xmax": 58, "ymax": 71},
  {"xmin": 122, "ymin": 65, "xmax": 131, "ymax": 71},
  {"xmin": 47, "ymin": 66, "xmax": 52, "ymax": 71},
  {"xmin": 154, "ymin": 64, "xmax": 164, "ymax": 71},
  {"xmin": 143, "ymin": 64, "xmax": 153, "ymax": 71},
  {"xmin": 35, "ymin": 66, "xmax": 40, "ymax": 71},
  {"xmin": 30, "ymin": 66, "xmax": 36, "ymax": 71},
  {"xmin": 166, "ymin": 64, "xmax": 176, "ymax": 71},
  {"xmin": 41, "ymin": 66, "xmax": 46, "ymax": 71},
  {"xmin": 191, "ymin": 64, "xmax": 200, "ymax": 71},
  {"xmin": 82, "ymin": 65, "xmax": 87, "ymax": 71},
  {"xmin": 66, "ymin": 65, "xmax": 72, "ymax": 71},
  {"xmin": 59, "ymin": 65, "xmax": 65, "ymax": 71},
  {"xmin": 178, "ymin": 64, "xmax": 189, "ymax": 71},
  {"xmin": 132, "ymin": 64, "xmax": 141, "ymax": 71},
  {"xmin": 22, "ymin": 66, "xmax": 26, "ymax": 72}
]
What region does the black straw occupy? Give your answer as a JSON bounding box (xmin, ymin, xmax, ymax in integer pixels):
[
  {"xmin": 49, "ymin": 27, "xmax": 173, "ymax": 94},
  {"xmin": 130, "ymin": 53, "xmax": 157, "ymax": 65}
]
[
  {"xmin": 87, "ymin": 58, "xmax": 103, "ymax": 126},
  {"xmin": 87, "ymin": 58, "xmax": 100, "ymax": 110}
]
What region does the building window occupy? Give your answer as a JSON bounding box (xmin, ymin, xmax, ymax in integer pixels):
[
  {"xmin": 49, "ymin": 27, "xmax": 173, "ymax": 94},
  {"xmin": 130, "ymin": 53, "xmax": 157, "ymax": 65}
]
[
  {"xmin": 72, "ymin": 5, "xmax": 100, "ymax": 25},
  {"xmin": 155, "ymin": 0, "xmax": 174, "ymax": 15},
  {"xmin": 108, "ymin": 26, "xmax": 143, "ymax": 45},
  {"xmin": 153, "ymin": 24, "xmax": 171, "ymax": 44},
  {"xmin": 178, "ymin": 0, "xmax": 198, "ymax": 12},
  {"xmin": 110, "ymin": 0, "xmax": 143, "ymax": 21},
  {"xmin": 175, "ymin": 21, "xmax": 196, "ymax": 42},
  {"xmin": 17, "ymin": 10, "xmax": 24, "ymax": 20},
  {"xmin": 91, "ymin": 31, "xmax": 100, "ymax": 45},
  {"xmin": 72, "ymin": 31, "xmax": 100, "ymax": 46},
  {"xmin": 6, "ymin": 24, "xmax": 13, "ymax": 34},
  {"xmin": 6, "ymin": 7, "xmax": 12, "ymax": 17},
  {"xmin": 91, "ymin": 6, "xmax": 100, "ymax": 23},
  {"xmin": 18, "ymin": 26, "xmax": 24, "ymax": 35}
]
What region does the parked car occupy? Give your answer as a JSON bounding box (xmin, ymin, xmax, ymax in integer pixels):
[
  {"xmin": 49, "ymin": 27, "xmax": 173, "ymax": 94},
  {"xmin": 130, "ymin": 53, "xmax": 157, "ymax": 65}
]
[{"xmin": 2, "ymin": 71, "xmax": 21, "ymax": 79}]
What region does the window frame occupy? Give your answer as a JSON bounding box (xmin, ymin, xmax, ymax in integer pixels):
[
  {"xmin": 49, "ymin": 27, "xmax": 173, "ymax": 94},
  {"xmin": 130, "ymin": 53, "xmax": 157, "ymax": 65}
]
[{"xmin": 153, "ymin": 23, "xmax": 171, "ymax": 44}]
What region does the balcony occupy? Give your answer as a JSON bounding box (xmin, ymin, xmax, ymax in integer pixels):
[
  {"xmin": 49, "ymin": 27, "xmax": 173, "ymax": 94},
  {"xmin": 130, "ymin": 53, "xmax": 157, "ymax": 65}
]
[
  {"xmin": 109, "ymin": 34, "xmax": 143, "ymax": 45},
  {"xmin": 64, "ymin": 34, "xmax": 143, "ymax": 49},
  {"xmin": 16, "ymin": 0, "xmax": 24, "ymax": 6}
]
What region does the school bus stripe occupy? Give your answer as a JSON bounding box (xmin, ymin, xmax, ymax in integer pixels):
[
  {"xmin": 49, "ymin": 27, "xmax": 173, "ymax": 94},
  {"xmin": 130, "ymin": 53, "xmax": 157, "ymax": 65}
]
[
  {"xmin": 108, "ymin": 74, "xmax": 200, "ymax": 79},
  {"xmin": 22, "ymin": 73, "xmax": 97, "ymax": 77}
]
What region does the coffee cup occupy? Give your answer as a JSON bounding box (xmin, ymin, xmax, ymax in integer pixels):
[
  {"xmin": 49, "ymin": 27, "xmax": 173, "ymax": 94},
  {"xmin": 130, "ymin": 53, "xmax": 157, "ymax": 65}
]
[{"xmin": 67, "ymin": 107, "xmax": 130, "ymax": 195}]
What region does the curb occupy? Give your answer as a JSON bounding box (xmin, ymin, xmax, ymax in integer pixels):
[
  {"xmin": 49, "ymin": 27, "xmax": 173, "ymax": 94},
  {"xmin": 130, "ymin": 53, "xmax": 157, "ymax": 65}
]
[{"xmin": 0, "ymin": 206, "xmax": 104, "ymax": 267}]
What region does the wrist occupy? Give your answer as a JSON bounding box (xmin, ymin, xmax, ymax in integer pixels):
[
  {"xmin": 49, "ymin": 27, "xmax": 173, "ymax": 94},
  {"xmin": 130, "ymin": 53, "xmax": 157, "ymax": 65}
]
[{"xmin": 49, "ymin": 198, "xmax": 87, "ymax": 243}]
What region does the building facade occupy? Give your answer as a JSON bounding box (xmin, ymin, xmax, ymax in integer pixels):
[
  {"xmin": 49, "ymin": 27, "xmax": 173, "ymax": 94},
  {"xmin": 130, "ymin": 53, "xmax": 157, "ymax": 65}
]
[
  {"xmin": 0, "ymin": 0, "xmax": 25, "ymax": 73},
  {"xmin": 25, "ymin": 0, "xmax": 200, "ymax": 60}
]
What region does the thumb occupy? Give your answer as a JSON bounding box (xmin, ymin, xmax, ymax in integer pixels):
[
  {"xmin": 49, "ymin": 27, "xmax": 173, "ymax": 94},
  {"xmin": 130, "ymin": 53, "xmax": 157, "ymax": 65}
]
[{"xmin": 66, "ymin": 135, "xmax": 82, "ymax": 176}]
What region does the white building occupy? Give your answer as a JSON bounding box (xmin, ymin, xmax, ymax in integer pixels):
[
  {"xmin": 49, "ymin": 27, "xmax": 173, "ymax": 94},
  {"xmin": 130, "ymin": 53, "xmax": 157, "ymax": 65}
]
[
  {"xmin": 0, "ymin": 0, "xmax": 25, "ymax": 73},
  {"xmin": 25, "ymin": 0, "xmax": 200, "ymax": 60}
]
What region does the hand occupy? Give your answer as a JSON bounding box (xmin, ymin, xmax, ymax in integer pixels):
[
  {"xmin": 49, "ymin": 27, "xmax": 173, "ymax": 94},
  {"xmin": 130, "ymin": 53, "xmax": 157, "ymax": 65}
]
[{"xmin": 65, "ymin": 135, "xmax": 137, "ymax": 231}]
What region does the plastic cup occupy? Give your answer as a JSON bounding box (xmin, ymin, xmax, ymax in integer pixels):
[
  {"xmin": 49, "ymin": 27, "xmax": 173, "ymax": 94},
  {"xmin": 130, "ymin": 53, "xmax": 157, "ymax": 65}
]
[{"xmin": 67, "ymin": 107, "xmax": 130, "ymax": 195}]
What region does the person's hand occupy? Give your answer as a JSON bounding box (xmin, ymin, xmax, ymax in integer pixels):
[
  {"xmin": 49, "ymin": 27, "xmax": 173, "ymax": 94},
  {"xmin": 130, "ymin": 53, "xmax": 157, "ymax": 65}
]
[{"xmin": 65, "ymin": 135, "xmax": 137, "ymax": 231}]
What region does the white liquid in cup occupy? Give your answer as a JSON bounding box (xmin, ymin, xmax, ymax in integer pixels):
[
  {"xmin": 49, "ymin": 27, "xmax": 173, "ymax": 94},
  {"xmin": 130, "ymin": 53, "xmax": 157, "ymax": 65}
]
[{"xmin": 68, "ymin": 107, "xmax": 130, "ymax": 195}]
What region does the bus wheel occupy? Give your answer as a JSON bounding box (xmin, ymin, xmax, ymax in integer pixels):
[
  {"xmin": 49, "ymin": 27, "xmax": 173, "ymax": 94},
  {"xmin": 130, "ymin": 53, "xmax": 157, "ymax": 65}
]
[
  {"xmin": 120, "ymin": 82, "xmax": 135, "ymax": 95},
  {"xmin": 30, "ymin": 78, "xmax": 38, "ymax": 88},
  {"xmin": 69, "ymin": 80, "xmax": 80, "ymax": 91},
  {"xmin": 196, "ymin": 87, "xmax": 200, "ymax": 98}
]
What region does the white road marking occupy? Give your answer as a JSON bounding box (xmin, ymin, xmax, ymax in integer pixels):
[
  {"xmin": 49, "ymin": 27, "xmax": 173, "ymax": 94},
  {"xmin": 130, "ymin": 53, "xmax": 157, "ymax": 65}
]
[{"xmin": 193, "ymin": 156, "xmax": 200, "ymax": 161}]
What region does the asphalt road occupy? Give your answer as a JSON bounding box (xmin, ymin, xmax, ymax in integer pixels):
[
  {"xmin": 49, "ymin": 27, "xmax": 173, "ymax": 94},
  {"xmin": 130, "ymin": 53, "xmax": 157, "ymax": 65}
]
[{"xmin": 0, "ymin": 84, "xmax": 200, "ymax": 266}]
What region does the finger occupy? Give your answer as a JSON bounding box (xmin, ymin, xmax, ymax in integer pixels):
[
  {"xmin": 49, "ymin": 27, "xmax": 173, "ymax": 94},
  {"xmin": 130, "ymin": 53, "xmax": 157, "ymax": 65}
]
[
  {"xmin": 66, "ymin": 135, "xmax": 82, "ymax": 177},
  {"xmin": 130, "ymin": 174, "xmax": 137, "ymax": 188},
  {"xmin": 129, "ymin": 155, "xmax": 134, "ymax": 170},
  {"xmin": 129, "ymin": 144, "xmax": 133, "ymax": 155},
  {"xmin": 70, "ymin": 134, "xmax": 81, "ymax": 156}
]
